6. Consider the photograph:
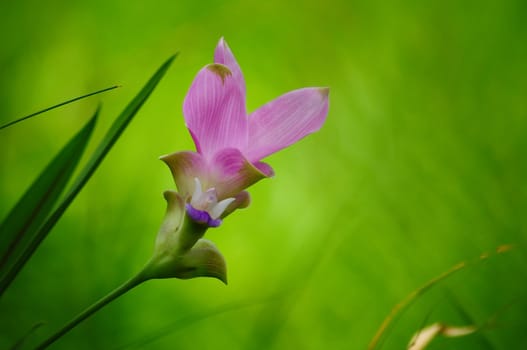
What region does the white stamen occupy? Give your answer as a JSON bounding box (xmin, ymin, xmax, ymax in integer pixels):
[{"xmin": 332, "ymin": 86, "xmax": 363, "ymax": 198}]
[
  {"xmin": 191, "ymin": 178, "xmax": 203, "ymax": 208},
  {"xmin": 190, "ymin": 177, "xmax": 235, "ymax": 219},
  {"xmin": 204, "ymin": 188, "xmax": 216, "ymax": 205},
  {"xmin": 210, "ymin": 197, "xmax": 236, "ymax": 219}
]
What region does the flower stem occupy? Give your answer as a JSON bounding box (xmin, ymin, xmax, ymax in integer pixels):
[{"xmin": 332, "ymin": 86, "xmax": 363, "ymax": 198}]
[{"xmin": 34, "ymin": 270, "xmax": 150, "ymax": 349}]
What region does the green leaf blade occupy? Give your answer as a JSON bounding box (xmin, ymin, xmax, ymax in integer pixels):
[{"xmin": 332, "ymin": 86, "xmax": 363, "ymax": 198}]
[
  {"xmin": 0, "ymin": 110, "xmax": 98, "ymax": 278},
  {"xmin": 0, "ymin": 54, "xmax": 176, "ymax": 296},
  {"xmin": 69, "ymin": 54, "xmax": 177, "ymax": 194}
]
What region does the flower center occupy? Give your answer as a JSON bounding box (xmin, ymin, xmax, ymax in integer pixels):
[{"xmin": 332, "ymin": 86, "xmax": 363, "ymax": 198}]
[{"xmin": 187, "ymin": 178, "xmax": 235, "ymax": 227}]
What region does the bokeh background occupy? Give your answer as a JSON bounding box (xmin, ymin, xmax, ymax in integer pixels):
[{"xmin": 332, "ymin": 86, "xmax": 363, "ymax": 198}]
[{"xmin": 1, "ymin": 0, "xmax": 527, "ymax": 349}]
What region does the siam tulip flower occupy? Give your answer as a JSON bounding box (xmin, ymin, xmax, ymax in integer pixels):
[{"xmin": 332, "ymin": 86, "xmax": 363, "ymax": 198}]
[
  {"xmin": 161, "ymin": 38, "xmax": 329, "ymax": 229},
  {"xmin": 143, "ymin": 38, "xmax": 330, "ymax": 284},
  {"xmin": 30, "ymin": 43, "xmax": 328, "ymax": 349}
]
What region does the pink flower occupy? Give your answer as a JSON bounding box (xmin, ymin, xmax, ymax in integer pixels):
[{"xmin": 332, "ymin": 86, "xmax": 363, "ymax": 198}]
[{"xmin": 161, "ymin": 38, "xmax": 329, "ymax": 227}]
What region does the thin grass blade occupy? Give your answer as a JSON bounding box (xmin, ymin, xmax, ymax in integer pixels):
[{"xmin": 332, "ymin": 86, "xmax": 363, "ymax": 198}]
[
  {"xmin": 445, "ymin": 291, "xmax": 496, "ymax": 349},
  {"xmin": 368, "ymin": 263, "xmax": 467, "ymax": 350},
  {"xmin": 0, "ymin": 85, "xmax": 119, "ymax": 131},
  {"xmin": 9, "ymin": 322, "xmax": 45, "ymax": 350},
  {"xmin": 0, "ymin": 54, "xmax": 177, "ymax": 296},
  {"xmin": 368, "ymin": 245, "xmax": 514, "ymax": 350}
]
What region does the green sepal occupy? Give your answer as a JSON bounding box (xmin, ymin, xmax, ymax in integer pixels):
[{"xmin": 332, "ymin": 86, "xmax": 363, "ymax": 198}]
[
  {"xmin": 175, "ymin": 239, "xmax": 227, "ymax": 284},
  {"xmin": 145, "ymin": 238, "xmax": 227, "ymax": 285},
  {"xmin": 145, "ymin": 191, "xmax": 227, "ymax": 284}
]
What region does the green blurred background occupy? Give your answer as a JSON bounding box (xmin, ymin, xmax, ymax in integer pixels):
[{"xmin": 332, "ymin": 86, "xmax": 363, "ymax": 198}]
[{"xmin": 1, "ymin": 0, "xmax": 526, "ymax": 349}]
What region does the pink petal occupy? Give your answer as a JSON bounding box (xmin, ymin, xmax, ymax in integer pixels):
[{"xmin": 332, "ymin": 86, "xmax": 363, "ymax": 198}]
[
  {"xmin": 183, "ymin": 64, "xmax": 247, "ymax": 159},
  {"xmin": 253, "ymin": 162, "xmax": 275, "ymax": 178},
  {"xmin": 245, "ymin": 87, "xmax": 329, "ymax": 162},
  {"xmin": 160, "ymin": 151, "xmax": 208, "ymax": 198},
  {"xmin": 214, "ymin": 37, "xmax": 246, "ymax": 97},
  {"xmin": 210, "ymin": 148, "xmax": 274, "ymax": 199}
]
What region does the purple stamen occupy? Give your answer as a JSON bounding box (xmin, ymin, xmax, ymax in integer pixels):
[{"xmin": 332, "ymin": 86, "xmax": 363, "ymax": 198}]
[{"xmin": 186, "ymin": 204, "xmax": 222, "ymax": 227}]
